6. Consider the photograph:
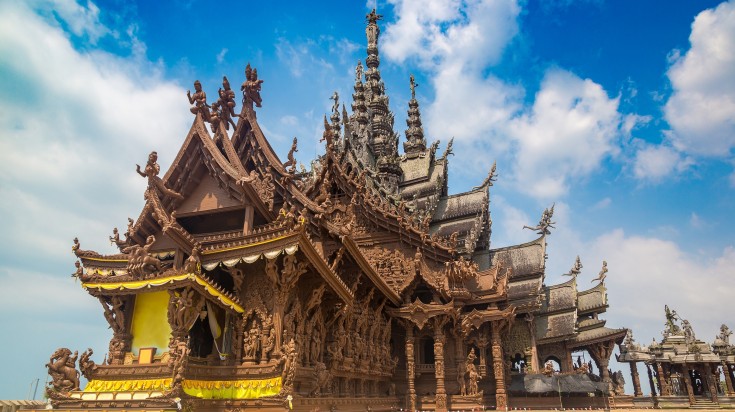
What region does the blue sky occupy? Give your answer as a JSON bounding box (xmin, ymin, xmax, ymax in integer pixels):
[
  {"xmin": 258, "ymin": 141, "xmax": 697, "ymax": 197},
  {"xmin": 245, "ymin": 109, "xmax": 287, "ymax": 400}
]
[{"xmin": 1, "ymin": 0, "xmax": 734, "ymax": 399}]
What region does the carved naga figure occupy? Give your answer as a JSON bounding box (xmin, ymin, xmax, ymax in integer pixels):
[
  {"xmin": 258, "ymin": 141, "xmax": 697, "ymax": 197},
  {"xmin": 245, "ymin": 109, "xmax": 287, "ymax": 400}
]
[
  {"xmin": 136, "ymin": 151, "xmax": 184, "ymax": 200},
  {"xmin": 46, "ymin": 348, "xmax": 80, "ymax": 393}
]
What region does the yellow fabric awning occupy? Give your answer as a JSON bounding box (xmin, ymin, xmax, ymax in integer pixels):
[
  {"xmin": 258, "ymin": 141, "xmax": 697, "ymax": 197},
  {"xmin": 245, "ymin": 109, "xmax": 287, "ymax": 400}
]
[
  {"xmin": 82, "ymin": 273, "xmax": 244, "ymax": 313},
  {"xmin": 83, "ymin": 377, "xmax": 281, "ymax": 400}
]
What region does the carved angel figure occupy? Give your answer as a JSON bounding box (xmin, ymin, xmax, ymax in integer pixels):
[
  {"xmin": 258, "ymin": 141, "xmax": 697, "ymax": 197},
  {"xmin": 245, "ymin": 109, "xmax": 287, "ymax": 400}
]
[{"xmin": 523, "ymin": 204, "xmax": 556, "ymax": 235}]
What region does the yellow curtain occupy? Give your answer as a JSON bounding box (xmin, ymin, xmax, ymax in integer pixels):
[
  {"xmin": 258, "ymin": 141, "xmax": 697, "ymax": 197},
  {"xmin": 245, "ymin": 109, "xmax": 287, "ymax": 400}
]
[
  {"xmin": 182, "ymin": 377, "xmax": 282, "ymax": 399},
  {"xmin": 84, "ymin": 378, "xmax": 172, "ymax": 392},
  {"xmin": 130, "ymin": 291, "xmax": 172, "ymax": 355}
]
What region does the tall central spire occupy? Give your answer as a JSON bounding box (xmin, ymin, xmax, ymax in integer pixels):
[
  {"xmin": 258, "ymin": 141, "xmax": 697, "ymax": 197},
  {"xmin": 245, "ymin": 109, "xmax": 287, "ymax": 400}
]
[{"xmin": 364, "ymin": 9, "xmax": 401, "ymax": 193}]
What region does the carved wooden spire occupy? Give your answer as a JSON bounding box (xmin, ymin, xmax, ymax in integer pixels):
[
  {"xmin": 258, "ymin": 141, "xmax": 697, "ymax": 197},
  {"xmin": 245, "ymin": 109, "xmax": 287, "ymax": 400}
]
[{"xmin": 404, "ymin": 74, "xmax": 426, "ymax": 156}]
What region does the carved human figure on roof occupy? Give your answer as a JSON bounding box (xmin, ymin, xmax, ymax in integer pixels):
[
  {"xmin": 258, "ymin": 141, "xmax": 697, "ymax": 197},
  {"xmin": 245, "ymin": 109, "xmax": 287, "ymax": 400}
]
[
  {"xmin": 183, "ymin": 244, "xmax": 201, "ymax": 274},
  {"xmin": 664, "ymin": 305, "xmax": 681, "ymax": 335},
  {"xmin": 355, "ymin": 60, "xmax": 363, "ymax": 83},
  {"xmin": 219, "ymin": 76, "xmax": 237, "ymax": 129},
  {"xmin": 241, "ymin": 63, "xmax": 264, "ymax": 108},
  {"xmin": 71, "ymin": 260, "xmax": 83, "ymax": 279},
  {"xmin": 718, "ymin": 324, "xmax": 732, "ymax": 345},
  {"xmin": 591, "ymin": 260, "xmax": 607, "ymax": 284},
  {"xmin": 523, "ymin": 204, "xmax": 556, "ymax": 235},
  {"xmin": 564, "ymin": 255, "xmax": 582, "ymax": 277},
  {"xmin": 365, "ymin": 9, "xmax": 382, "ymax": 45},
  {"xmin": 330, "ymin": 91, "xmax": 339, "ymax": 114},
  {"xmin": 187, "ymin": 80, "xmax": 210, "ymax": 122},
  {"xmin": 136, "ymin": 151, "xmax": 184, "ymax": 200},
  {"xmin": 682, "ymin": 319, "xmax": 695, "ymax": 344},
  {"xmin": 409, "ymin": 74, "xmax": 418, "ymax": 100}
]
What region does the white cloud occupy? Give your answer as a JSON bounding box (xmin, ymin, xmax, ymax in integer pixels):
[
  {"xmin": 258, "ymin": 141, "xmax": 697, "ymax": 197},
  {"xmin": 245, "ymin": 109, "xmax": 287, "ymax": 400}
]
[
  {"xmin": 0, "ymin": 0, "xmax": 190, "ymax": 398},
  {"xmin": 587, "ymin": 230, "xmax": 735, "ymax": 346},
  {"xmin": 216, "ymin": 47, "xmax": 228, "ymax": 63},
  {"xmin": 632, "ymin": 141, "xmax": 693, "ymax": 182},
  {"xmin": 592, "ymin": 197, "xmax": 611, "ymax": 210},
  {"xmin": 383, "ymin": 1, "xmax": 629, "ymax": 200},
  {"xmin": 508, "ymin": 69, "xmax": 622, "ymax": 199},
  {"xmin": 664, "ymin": 0, "xmax": 735, "ymax": 157}
]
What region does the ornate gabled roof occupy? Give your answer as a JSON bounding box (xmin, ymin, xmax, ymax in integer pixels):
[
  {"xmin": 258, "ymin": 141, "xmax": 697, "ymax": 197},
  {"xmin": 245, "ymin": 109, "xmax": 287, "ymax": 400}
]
[
  {"xmin": 535, "ymin": 311, "xmax": 577, "ymax": 342},
  {"xmin": 489, "ymin": 235, "xmax": 546, "ymax": 280},
  {"xmin": 577, "ymin": 281, "xmax": 608, "ymax": 314},
  {"xmin": 539, "ymin": 276, "xmax": 577, "ymax": 314}
]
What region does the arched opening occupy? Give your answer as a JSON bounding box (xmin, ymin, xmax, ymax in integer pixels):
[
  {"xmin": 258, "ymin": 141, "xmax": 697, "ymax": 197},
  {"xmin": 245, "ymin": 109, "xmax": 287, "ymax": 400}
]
[
  {"xmin": 543, "ymin": 356, "xmax": 562, "ymax": 372},
  {"xmin": 511, "ymin": 353, "xmax": 526, "ymax": 372}
]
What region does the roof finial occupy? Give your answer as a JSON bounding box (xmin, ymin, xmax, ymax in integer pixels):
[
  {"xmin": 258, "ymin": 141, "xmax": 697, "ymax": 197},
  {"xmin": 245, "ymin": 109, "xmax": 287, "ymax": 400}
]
[
  {"xmin": 473, "ymin": 161, "xmax": 497, "ymax": 189},
  {"xmin": 410, "ymin": 74, "xmax": 418, "ymax": 100},
  {"xmin": 523, "ymin": 203, "xmax": 556, "ymax": 235},
  {"xmin": 563, "ymin": 255, "xmax": 582, "ymax": 277},
  {"xmin": 591, "ymin": 260, "xmax": 607, "ymax": 284},
  {"xmin": 404, "ymin": 74, "xmax": 426, "ymax": 155}
]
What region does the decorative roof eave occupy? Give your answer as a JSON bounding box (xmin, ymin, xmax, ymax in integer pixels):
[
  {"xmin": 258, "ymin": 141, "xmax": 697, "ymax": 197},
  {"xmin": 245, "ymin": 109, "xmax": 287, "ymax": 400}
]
[
  {"xmin": 387, "ymin": 299, "xmax": 458, "ymax": 331},
  {"xmin": 341, "ymin": 235, "xmax": 401, "ymax": 305},
  {"xmin": 568, "ymin": 327, "xmax": 628, "ymax": 349},
  {"xmin": 296, "ymin": 232, "xmax": 354, "ymax": 305},
  {"xmin": 238, "ymin": 106, "xmax": 289, "ymax": 177},
  {"xmin": 459, "ymin": 305, "xmax": 516, "ymax": 332},
  {"xmin": 82, "ymin": 272, "xmax": 244, "ymax": 313}
]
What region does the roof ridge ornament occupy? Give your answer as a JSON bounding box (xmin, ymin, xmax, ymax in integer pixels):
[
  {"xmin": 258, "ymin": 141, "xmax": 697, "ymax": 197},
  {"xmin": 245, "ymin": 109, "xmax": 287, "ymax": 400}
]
[
  {"xmin": 522, "ymin": 203, "xmax": 555, "ymax": 235},
  {"xmin": 563, "ymin": 255, "xmax": 582, "ymax": 277},
  {"xmin": 472, "ymin": 160, "xmax": 497, "ymax": 189},
  {"xmin": 241, "ymin": 63, "xmax": 264, "ymax": 110},
  {"xmin": 135, "ymin": 151, "xmax": 183, "ymax": 200},
  {"xmin": 590, "ymin": 260, "xmax": 607, "ymax": 284}
]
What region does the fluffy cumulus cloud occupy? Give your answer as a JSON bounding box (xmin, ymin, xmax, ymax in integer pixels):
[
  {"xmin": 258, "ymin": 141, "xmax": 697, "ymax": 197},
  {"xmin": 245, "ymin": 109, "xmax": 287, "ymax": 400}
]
[
  {"xmin": 664, "ymin": 0, "xmax": 735, "ymax": 157},
  {"xmin": 632, "ymin": 141, "xmax": 694, "ymax": 183},
  {"xmin": 382, "ymin": 0, "xmax": 626, "ymax": 199},
  {"xmin": 585, "ymin": 230, "xmax": 735, "ymax": 346},
  {"xmin": 508, "ymin": 69, "xmax": 622, "ymax": 198},
  {"xmin": 0, "ymin": 0, "xmax": 188, "ymax": 398}
]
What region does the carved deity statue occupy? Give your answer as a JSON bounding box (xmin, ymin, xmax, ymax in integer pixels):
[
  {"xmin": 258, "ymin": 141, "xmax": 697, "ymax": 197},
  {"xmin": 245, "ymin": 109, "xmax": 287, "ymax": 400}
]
[
  {"xmin": 591, "ymin": 260, "xmax": 608, "ymax": 284},
  {"xmin": 664, "ymin": 305, "xmax": 681, "ymax": 335},
  {"xmin": 125, "ymin": 235, "xmax": 163, "ymax": 278},
  {"xmin": 365, "ymin": 9, "xmax": 383, "ymax": 45},
  {"xmin": 218, "ymin": 76, "xmax": 237, "ymax": 130},
  {"xmin": 186, "ymin": 80, "xmax": 210, "ymax": 121},
  {"xmin": 682, "ymin": 319, "xmax": 695, "ymax": 344},
  {"xmin": 241, "ymin": 63, "xmax": 264, "ymax": 109},
  {"xmin": 564, "ymin": 255, "xmax": 582, "ymax": 277},
  {"xmin": 136, "ymin": 151, "xmax": 183, "ymax": 200},
  {"xmin": 46, "ymin": 348, "xmax": 80, "ymax": 393},
  {"xmin": 355, "ymin": 60, "xmax": 364, "ymax": 83},
  {"xmin": 718, "ymin": 324, "xmax": 732, "ymax": 345},
  {"xmin": 523, "ymin": 204, "xmax": 556, "ymax": 235}
]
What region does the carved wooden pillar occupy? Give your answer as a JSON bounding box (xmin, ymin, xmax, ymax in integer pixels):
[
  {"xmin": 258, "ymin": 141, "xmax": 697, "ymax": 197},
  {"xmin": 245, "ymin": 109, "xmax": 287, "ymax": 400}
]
[
  {"xmin": 646, "ymin": 364, "xmax": 657, "ymax": 397},
  {"xmin": 433, "ymin": 317, "xmax": 448, "ymax": 412},
  {"xmin": 682, "ymin": 365, "xmax": 695, "ymax": 405},
  {"xmin": 630, "ymin": 362, "xmax": 643, "ymax": 397},
  {"xmin": 723, "ymin": 362, "xmax": 735, "ymax": 395},
  {"xmin": 477, "ymin": 330, "xmax": 489, "ymax": 378},
  {"xmin": 587, "ymin": 341, "xmax": 614, "ymax": 382},
  {"xmin": 525, "ymin": 314, "xmax": 538, "ymax": 372},
  {"xmin": 708, "ymin": 364, "xmax": 719, "ymax": 403},
  {"xmin": 242, "ymin": 205, "xmax": 254, "ymax": 234},
  {"xmin": 266, "ymin": 255, "xmax": 307, "ymax": 352},
  {"xmin": 656, "ymin": 362, "xmax": 671, "ymax": 395},
  {"xmin": 405, "ymin": 324, "xmax": 417, "ymax": 412},
  {"xmin": 491, "ymin": 321, "xmax": 508, "ymax": 410}
]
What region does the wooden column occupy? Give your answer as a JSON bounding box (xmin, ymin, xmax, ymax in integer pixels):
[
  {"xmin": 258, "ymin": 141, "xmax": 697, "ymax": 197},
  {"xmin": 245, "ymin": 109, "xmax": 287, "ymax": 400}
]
[
  {"xmin": 723, "ymin": 362, "xmax": 735, "ymax": 395},
  {"xmin": 525, "ymin": 314, "xmax": 539, "ymax": 372},
  {"xmin": 656, "ymin": 362, "xmax": 671, "ymax": 395},
  {"xmin": 242, "ymin": 205, "xmax": 254, "ymax": 234},
  {"xmin": 433, "ymin": 317, "xmax": 448, "ymax": 412},
  {"xmin": 708, "ymin": 365, "xmax": 719, "ymax": 403},
  {"xmin": 647, "ymin": 364, "xmax": 657, "ymax": 396},
  {"xmin": 682, "ymin": 365, "xmax": 695, "ymax": 405},
  {"xmin": 405, "ymin": 325, "xmax": 417, "ymax": 412},
  {"xmin": 491, "ymin": 321, "xmax": 508, "ymax": 410},
  {"xmin": 630, "ymin": 362, "xmax": 643, "ymax": 397}
]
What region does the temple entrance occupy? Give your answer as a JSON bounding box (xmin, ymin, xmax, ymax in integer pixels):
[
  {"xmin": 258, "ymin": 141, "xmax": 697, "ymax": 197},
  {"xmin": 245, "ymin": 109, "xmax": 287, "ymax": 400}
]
[{"xmin": 689, "ymin": 369, "xmax": 707, "ymax": 397}]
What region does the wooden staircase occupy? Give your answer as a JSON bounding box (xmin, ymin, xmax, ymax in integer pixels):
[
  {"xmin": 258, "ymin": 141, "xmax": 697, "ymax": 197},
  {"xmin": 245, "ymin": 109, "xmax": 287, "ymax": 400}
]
[{"xmin": 690, "ymin": 397, "xmax": 721, "ymax": 409}]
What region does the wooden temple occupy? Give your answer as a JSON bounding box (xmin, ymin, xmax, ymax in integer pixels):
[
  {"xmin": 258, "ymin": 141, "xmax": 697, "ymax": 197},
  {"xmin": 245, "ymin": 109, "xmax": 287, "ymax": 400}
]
[
  {"xmin": 617, "ymin": 308, "xmax": 735, "ymax": 409},
  {"xmin": 45, "ymin": 10, "xmax": 640, "ymax": 412}
]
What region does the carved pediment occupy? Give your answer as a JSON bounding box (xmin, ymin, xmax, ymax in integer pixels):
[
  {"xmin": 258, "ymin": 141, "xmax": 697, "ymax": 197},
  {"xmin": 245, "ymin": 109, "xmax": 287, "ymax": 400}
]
[
  {"xmin": 388, "ymin": 299, "xmax": 457, "ymax": 330},
  {"xmin": 177, "ymin": 173, "xmax": 244, "ymax": 215}
]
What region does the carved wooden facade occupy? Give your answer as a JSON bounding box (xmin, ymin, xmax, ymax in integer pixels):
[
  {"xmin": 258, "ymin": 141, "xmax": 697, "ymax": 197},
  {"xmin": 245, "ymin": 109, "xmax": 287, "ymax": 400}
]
[{"xmin": 46, "ymin": 10, "xmax": 635, "ymax": 412}]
